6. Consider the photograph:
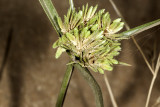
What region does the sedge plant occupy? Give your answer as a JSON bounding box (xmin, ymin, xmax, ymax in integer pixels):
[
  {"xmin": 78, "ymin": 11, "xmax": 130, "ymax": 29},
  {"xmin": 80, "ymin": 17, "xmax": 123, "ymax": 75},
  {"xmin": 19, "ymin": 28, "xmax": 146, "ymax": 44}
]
[{"xmin": 38, "ymin": 0, "xmax": 160, "ymax": 106}]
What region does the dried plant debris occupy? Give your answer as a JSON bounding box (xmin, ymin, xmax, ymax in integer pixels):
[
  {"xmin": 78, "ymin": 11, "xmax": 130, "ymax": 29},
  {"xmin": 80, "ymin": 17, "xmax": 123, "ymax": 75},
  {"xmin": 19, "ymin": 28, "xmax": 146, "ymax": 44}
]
[{"xmin": 53, "ymin": 4, "xmax": 129, "ymax": 74}]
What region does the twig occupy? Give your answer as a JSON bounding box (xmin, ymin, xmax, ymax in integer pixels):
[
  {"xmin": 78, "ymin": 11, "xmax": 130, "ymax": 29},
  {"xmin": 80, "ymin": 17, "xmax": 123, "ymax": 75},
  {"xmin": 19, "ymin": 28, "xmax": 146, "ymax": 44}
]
[
  {"xmin": 109, "ymin": 0, "xmax": 154, "ymax": 75},
  {"xmin": 145, "ymin": 53, "xmax": 160, "ymax": 107},
  {"xmin": 104, "ymin": 73, "xmax": 118, "ymax": 107}
]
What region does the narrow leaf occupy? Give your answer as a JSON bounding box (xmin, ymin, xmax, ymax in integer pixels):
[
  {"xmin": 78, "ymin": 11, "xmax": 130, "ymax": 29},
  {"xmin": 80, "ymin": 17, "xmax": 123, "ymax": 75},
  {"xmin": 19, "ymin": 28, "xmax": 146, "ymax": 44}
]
[
  {"xmin": 119, "ymin": 19, "xmax": 160, "ymax": 38},
  {"xmin": 39, "ymin": 0, "xmax": 62, "ymax": 36},
  {"xmin": 56, "ymin": 62, "xmax": 74, "ymax": 107},
  {"xmin": 75, "ymin": 64, "xmax": 104, "ymax": 107},
  {"xmin": 56, "ymin": 47, "xmax": 66, "ymax": 58},
  {"xmin": 69, "ymin": 0, "xmax": 74, "ymax": 10}
]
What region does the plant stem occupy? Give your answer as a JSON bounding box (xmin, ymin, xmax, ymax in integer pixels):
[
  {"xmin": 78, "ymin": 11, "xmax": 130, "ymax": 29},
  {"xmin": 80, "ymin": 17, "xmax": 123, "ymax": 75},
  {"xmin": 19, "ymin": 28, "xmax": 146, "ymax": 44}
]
[
  {"xmin": 56, "ymin": 63, "xmax": 74, "ymax": 107},
  {"xmin": 145, "ymin": 54, "xmax": 160, "ymax": 107},
  {"xmin": 74, "ymin": 64, "xmax": 104, "ymax": 107},
  {"xmin": 104, "ymin": 73, "xmax": 118, "ymax": 107},
  {"xmin": 109, "ymin": 0, "xmax": 154, "ymax": 75}
]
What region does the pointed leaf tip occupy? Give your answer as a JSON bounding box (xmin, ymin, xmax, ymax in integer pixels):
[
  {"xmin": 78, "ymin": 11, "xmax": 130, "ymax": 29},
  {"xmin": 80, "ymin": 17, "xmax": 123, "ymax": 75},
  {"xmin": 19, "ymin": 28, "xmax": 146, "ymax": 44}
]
[{"xmin": 55, "ymin": 47, "xmax": 66, "ymax": 59}]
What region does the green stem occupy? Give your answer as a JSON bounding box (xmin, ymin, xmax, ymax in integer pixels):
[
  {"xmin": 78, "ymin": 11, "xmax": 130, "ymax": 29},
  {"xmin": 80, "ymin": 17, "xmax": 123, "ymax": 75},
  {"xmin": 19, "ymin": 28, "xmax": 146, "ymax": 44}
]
[
  {"xmin": 56, "ymin": 63, "xmax": 74, "ymax": 107},
  {"xmin": 74, "ymin": 64, "xmax": 104, "ymax": 107},
  {"xmin": 120, "ymin": 19, "xmax": 160, "ymax": 38},
  {"xmin": 39, "ymin": 0, "xmax": 62, "ymax": 36}
]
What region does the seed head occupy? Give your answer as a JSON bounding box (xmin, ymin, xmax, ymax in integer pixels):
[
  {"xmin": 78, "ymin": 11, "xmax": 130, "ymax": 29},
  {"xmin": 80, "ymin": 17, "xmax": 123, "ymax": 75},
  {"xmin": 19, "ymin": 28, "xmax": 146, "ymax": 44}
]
[{"xmin": 53, "ymin": 4, "xmax": 128, "ymax": 74}]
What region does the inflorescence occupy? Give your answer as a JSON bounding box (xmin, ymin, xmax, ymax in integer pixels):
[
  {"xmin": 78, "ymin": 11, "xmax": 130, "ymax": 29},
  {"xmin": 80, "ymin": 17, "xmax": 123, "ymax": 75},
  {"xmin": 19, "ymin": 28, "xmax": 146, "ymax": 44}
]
[{"xmin": 53, "ymin": 4, "xmax": 128, "ymax": 74}]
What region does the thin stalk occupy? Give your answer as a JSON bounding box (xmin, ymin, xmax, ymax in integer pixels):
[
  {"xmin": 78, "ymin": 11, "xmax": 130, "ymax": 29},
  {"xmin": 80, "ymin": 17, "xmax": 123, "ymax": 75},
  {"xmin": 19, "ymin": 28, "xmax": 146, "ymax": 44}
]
[
  {"xmin": 145, "ymin": 54, "xmax": 160, "ymax": 107},
  {"xmin": 109, "ymin": 0, "xmax": 154, "ymax": 75},
  {"xmin": 74, "ymin": 64, "xmax": 104, "ymax": 107},
  {"xmin": 56, "ymin": 63, "xmax": 74, "ymax": 107},
  {"xmin": 104, "ymin": 74, "xmax": 118, "ymax": 107}
]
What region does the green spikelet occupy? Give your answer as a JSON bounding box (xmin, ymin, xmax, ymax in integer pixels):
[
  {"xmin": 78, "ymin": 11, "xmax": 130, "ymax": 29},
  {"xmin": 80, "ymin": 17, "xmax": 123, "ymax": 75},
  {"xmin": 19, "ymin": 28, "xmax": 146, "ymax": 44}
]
[{"xmin": 53, "ymin": 4, "xmax": 128, "ymax": 74}]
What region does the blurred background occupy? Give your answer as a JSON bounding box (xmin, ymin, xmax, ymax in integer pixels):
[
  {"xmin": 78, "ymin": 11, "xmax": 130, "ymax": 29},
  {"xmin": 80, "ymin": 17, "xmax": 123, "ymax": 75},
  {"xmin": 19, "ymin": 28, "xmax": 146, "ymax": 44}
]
[{"xmin": 0, "ymin": 0, "xmax": 160, "ymax": 107}]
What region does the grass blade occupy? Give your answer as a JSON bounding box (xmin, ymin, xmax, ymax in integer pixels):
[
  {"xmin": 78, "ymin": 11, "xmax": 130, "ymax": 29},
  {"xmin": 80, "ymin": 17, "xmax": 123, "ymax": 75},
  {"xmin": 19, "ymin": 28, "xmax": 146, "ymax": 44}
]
[
  {"xmin": 39, "ymin": 0, "xmax": 62, "ymax": 36},
  {"xmin": 56, "ymin": 63, "xmax": 74, "ymax": 107},
  {"xmin": 120, "ymin": 19, "xmax": 160, "ymax": 38},
  {"xmin": 75, "ymin": 64, "xmax": 104, "ymax": 107}
]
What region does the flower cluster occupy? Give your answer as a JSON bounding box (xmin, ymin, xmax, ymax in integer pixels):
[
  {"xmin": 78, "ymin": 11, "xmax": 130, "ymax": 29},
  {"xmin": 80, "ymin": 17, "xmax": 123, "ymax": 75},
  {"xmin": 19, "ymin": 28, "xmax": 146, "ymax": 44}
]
[{"xmin": 53, "ymin": 4, "xmax": 126, "ymax": 74}]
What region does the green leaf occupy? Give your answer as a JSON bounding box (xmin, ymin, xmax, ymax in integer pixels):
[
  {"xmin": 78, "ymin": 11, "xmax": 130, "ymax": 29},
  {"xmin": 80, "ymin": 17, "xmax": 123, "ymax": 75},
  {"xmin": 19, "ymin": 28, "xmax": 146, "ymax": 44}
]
[
  {"xmin": 91, "ymin": 5, "xmax": 98, "ymax": 17},
  {"xmin": 87, "ymin": 15, "xmax": 98, "ymax": 25},
  {"xmin": 66, "ymin": 32, "xmax": 76, "ymax": 45},
  {"xmin": 109, "ymin": 18, "xmax": 122, "ymax": 32},
  {"xmin": 102, "ymin": 12, "xmax": 111, "ymax": 29},
  {"xmin": 65, "ymin": 7, "xmax": 72, "ymax": 25},
  {"xmin": 110, "ymin": 59, "xmax": 118, "ymax": 64},
  {"xmin": 102, "ymin": 64, "xmax": 113, "ymax": 71},
  {"xmin": 112, "ymin": 22, "xmax": 124, "ymax": 33},
  {"xmin": 86, "ymin": 6, "xmax": 93, "ymax": 20},
  {"xmin": 56, "ymin": 62, "xmax": 74, "ymax": 107},
  {"xmin": 83, "ymin": 31, "xmax": 103, "ymax": 46},
  {"xmin": 119, "ymin": 62, "xmax": 131, "ymax": 66},
  {"xmin": 71, "ymin": 11, "xmax": 83, "ymax": 28},
  {"xmin": 52, "ymin": 40, "xmax": 59, "ymax": 48},
  {"xmin": 80, "ymin": 27, "xmax": 88, "ymax": 39},
  {"xmin": 73, "ymin": 28, "xmax": 79, "ymax": 40},
  {"xmin": 113, "ymin": 46, "xmax": 121, "ymax": 51},
  {"xmin": 61, "ymin": 35, "xmax": 69, "ymax": 43},
  {"xmin": 39, "ymin": 0, "xmax": 62, "ymax": 36},
  {"xmin": 69, "ymin": 0, "xmax": 74, "ymax": 10},
  {"xmin": 98, "ymin": 68, "xmax": 104, "ymax": 74},
  {"xmin": 84, "ymin": 4, "xmax": 88, "ymax": 19},
  {"xmin": 91, "ymin": 24, "xmax": 99, "ymax": 31},
  {"xmin": 57, "ymin": 17, "xmax": 66, "ymax": 33},
  {"xmin": 84, "ymin": 31, "xmax": 91, "ymax": 38},
  {"xmin": 119, "ymin": 18, "xmax": 160, "ymax": 38},
  {"xmin": 110, "ymin": 51, "xmax": 120, "ymax": 56},
  {"xmin": 74, "ymin": 64, "xmax": 104, "ymax": 107},
  {"xmin": 55, "ymin": 47, "xmax": 66, "ymax": 58}
]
